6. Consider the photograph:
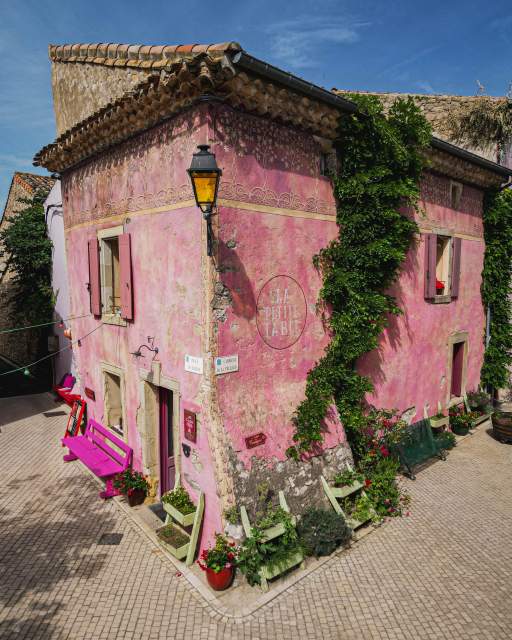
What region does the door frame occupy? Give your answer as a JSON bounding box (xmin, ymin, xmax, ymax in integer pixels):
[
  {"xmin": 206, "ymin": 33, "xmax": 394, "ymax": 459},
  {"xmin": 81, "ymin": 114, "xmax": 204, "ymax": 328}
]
[
  {"xmin": 446, "ymin": 331, "xmax": 469, "ymax": 408},
  {"xmin": 139, "ymin": 363, "xmax": 181, "ymax": 497}
]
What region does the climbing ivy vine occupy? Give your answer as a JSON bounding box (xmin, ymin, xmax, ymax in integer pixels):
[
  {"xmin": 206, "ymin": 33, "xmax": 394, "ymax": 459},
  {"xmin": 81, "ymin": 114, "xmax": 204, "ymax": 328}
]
[
  {"xmin": 480, "ymin": 187, "xmax": 512, "ymax": 390},
  {"xmin": 287, "ymin": 95, "xmax": 432, "ymax": 460}
]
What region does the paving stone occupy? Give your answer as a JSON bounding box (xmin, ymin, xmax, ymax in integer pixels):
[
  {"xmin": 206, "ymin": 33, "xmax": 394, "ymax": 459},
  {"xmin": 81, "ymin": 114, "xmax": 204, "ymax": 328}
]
[{"xmin": 1, "ymin": 394, "xmax": 512, "ymax": 638}]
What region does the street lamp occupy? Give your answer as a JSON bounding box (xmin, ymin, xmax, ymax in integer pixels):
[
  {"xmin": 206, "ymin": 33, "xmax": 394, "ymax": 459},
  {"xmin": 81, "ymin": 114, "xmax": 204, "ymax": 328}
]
[{"xmin": 187, "ymin": 144, "xmax": 222, "ymax": 257}]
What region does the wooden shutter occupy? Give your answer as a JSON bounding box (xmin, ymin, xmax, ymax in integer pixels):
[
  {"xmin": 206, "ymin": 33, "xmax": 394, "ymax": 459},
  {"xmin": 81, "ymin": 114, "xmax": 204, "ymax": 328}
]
[
  {"xmin": 119, "ymin": 233, "xmax": 133, "ymax": 320},
  {"xmin": 451, "ymin": 237, "xmax": 462, "ymax": 298},
  {"xmin": 424, "ymin": 233, "xmax": 437, "ymax": 299},
  {"xmin": 88, "ymin": 238, "xmax": 101, "ymax": 316}
]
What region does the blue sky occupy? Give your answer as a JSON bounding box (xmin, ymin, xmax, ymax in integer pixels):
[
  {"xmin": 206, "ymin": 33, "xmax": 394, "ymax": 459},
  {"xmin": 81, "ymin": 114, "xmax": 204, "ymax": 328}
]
[{"xmin": 1, "ymin": 0, "xmax": 511, "ymax": 211}]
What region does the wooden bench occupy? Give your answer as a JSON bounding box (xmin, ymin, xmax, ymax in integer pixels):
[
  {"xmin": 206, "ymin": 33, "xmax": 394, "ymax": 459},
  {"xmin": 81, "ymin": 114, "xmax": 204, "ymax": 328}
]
[{"xmin": 61, "ymin": 418, "xmax": 132, "ymax": 499}]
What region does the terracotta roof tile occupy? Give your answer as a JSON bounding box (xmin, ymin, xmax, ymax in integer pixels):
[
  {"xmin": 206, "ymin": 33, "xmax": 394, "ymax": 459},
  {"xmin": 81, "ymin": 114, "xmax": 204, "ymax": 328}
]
[{"xmin": 48, "ymin": 41, "xmax": 242, "ymax": 69}]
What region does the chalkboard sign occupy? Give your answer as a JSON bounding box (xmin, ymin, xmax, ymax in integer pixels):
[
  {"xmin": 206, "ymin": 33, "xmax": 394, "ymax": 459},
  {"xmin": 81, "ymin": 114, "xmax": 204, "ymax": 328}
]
[{"xmin": 65, "ymin": 399, "xmax": 86, "ymax": 438}]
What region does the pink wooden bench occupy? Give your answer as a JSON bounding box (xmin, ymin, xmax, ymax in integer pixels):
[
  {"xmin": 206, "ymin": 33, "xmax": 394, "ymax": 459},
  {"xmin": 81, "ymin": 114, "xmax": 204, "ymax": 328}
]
[{"xmin": 61, "ymin": 418, "xmax": 132, "ymax": 499}]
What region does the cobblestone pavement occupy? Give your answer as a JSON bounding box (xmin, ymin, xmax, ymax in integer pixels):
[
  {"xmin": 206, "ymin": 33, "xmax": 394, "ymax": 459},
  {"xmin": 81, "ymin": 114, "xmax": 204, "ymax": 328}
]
[{"xmin": 1, "ymin": 393, "xmax": 512, "ymax": 639}]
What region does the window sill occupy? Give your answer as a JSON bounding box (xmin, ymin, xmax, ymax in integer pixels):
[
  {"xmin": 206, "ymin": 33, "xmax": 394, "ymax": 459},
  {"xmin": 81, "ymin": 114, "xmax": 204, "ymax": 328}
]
[
  {"xmin": 102, "ymin": 314, "xmax": 127, "ymax": 327},
  {"xmin": 431, "ymin": 295, "xmax": 452, "ymax": 304}
]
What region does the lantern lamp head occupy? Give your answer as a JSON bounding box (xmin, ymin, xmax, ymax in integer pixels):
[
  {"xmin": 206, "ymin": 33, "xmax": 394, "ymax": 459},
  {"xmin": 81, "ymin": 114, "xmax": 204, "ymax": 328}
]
[
  {"xmin": 187, "ymin": 145, "xmax": 222, "ymax": 215},
  {"xmin": 23, "ymin": 368, "xmax": 30, "ymax": 377}
]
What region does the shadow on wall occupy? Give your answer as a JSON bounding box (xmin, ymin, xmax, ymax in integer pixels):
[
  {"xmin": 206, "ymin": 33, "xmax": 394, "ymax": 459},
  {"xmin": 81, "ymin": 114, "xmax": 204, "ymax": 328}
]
[
  {"xmin": 357, "ymin": 233, "xmax": 419, "ymax": 392},
  {"xmin": 217, "ymin": 237, "xmax": 257, "ymax": 321}
]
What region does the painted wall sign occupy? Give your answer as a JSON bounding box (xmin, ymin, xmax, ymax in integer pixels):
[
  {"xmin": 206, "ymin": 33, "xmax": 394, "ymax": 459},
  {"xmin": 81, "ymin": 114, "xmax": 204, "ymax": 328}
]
[
  {"xmin": 245, "ymin": 432, "xmax": 267, "ymax": 449},
  {"xmin": 215, "ymin": 355, "xmax": 239, "ymax": 375},
  {"xmin": 84, "ymin": 387, "xmax": 95, "ymax": 401},
  {"xmin": 184, "ymin": 409, "xmax": 197, "ymax": 443},
  {"xmin": 184, "ymin": 354, "xmax": 203, "ymax": 375},
  {"xmin": 256, "ymin": 275, "xmax": 307, "ymax": 349}
]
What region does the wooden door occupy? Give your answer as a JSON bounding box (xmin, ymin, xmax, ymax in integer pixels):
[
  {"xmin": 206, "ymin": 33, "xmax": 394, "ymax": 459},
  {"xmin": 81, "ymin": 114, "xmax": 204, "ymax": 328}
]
[
  {"xmin": 451, "ymin": 341, "xmax": 465, "ymax": 397},
  {"xmin": 159, "ymin": 387, "xmax": 175, "ymax": 495}
]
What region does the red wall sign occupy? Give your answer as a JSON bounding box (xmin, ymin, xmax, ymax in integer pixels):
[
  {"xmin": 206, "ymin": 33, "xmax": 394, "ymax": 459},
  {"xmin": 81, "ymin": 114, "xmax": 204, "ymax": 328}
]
[
  {"xmin": 245, "ymin": 432, "xmax": 267, "ymax": 449},
  {"xmin": 84, "ymin": 387, "xmax": 95, "ymax": 401},
  {"xmin": 184, "ymin": 409, "xmax": 197, "ymax": 443}
]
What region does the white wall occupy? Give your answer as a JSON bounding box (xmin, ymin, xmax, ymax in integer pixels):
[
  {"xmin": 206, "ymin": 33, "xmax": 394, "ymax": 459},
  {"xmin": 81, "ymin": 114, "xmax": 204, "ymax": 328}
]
[{"xmin": 45, "ymin": 180, "xmax": 75, "ymax": 383}]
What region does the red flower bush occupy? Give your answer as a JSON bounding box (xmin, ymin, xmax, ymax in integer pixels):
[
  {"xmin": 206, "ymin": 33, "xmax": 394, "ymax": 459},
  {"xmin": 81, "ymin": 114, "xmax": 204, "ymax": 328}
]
[{"xmin": 197, "ymin": 534, "xmax": 238, "ymax": 574}]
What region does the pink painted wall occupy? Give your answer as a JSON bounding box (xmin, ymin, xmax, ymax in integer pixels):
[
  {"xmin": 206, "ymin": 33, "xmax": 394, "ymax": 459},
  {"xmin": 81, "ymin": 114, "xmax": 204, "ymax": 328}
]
[
  {"xmin": 62, "ymin": 99, "xmax": 488, "ymax": 544},
  {"xmin": 62, "ymin": 106, "xmax": 223, "ymax": 543}
]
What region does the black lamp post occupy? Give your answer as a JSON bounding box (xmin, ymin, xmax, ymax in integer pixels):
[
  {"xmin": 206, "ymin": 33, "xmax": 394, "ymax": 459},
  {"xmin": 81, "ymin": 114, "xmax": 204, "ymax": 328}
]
[{"xmin": 187, "ymin": 144, "xmax": 222, "ymax": 256}]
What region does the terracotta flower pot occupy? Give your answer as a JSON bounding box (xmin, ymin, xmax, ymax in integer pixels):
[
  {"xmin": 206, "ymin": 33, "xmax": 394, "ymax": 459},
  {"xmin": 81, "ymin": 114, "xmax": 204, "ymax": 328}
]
[
  {"xmin": 205, "ymin": 565, "xmax": 235, "ymax": 591},
  {"xmin": 127, "ymin": 489, "xmax": 146, "ymax": 507}
]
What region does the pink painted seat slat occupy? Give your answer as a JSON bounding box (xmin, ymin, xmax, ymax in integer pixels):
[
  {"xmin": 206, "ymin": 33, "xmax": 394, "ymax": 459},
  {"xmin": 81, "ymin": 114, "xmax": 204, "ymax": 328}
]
[{"xmin": 61, "ymin": 418, "xmax": 132, "ymax": 499}]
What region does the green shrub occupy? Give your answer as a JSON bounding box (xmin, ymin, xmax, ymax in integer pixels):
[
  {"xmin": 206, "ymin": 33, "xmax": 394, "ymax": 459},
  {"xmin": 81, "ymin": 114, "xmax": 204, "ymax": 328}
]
[
  {"xmin": 298, "ymin": 508, "xmax": 351, "ymax": 557},
  {"xmin": 161, "ymin": 486, "xmax": 196, "ymax": 514}
]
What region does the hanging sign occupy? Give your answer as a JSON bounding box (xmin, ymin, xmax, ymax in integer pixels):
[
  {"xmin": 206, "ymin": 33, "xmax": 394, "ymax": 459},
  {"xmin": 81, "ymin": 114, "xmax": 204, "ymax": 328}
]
[
  {"xmin": 184, "ymin": 354, "xmax": 203, "ymax": 375},
  {"xmin": 214, "ymin": 355, "xmax": 238, "ymax": 375},
  {"xmin": 184, "ymin": 409, "xmax": 197, "ymax": 443}
]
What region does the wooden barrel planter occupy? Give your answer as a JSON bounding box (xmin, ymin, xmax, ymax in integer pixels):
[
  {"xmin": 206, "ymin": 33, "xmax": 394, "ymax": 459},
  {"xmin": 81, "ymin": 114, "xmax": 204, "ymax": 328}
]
[{"xmin": 492, "ymin": 413, "xmax": 512, "ymax": 443}]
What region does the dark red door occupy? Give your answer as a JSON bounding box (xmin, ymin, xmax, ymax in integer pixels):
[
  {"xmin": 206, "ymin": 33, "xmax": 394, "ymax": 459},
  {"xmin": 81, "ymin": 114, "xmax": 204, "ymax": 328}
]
[
  {"xmin": 451, "ymin": 342, "xmax": 465, "ymax": 397},
  {"xmin": 159, "ymin": 387, "xmax": 175, "ymax": 495}
]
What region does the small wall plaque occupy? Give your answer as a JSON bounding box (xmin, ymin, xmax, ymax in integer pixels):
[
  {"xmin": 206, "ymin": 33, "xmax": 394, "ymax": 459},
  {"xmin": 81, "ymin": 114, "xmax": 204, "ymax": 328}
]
[
  {"xmin": 215, "ymin": 355, "xmax": 239, "ymax": 375},
  {"xmin": 184, "ymin": 354, "xmax": 203, "ymax": 375},
  {"xmin": 184, "ymin": 409, "xmax": 197, "ymax": 443},
  {"xmin": 84, "ymin": 387, "xmax": 95, "ymax": 401},
  {"xmin": 245, "ymin": 432, "xmax": 267, "ymax": 449}
]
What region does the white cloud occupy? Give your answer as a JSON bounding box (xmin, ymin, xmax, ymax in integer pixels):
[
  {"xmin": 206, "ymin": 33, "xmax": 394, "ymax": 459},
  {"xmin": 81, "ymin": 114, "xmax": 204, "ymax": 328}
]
[{"xmin": 266, "ymin": 16, "xmax": 371, "ymax": 69}]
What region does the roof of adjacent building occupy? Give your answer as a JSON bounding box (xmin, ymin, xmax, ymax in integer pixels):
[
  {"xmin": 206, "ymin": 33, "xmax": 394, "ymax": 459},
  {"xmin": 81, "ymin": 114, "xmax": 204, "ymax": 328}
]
[
  {"xmin": 1, "ymin": 172, "xmax": 55, "ymax": 225},
  {"xmin": 34, "ymin": 42, "xmax": 512, "ymax": 188}
]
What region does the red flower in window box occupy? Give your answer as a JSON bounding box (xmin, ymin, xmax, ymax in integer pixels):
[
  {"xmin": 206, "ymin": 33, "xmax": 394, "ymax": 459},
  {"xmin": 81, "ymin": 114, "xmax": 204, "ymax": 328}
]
[{"xmin": 436, "ymin": 278, "xmax": 445, "ymax": 291}]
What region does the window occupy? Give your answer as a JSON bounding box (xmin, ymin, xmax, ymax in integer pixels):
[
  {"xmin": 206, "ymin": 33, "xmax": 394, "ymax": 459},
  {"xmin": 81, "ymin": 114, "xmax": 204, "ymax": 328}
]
[
  {"xmin": 104, "ymin": 370, "xmax": 124, "ymax": 436},
  {"xmin": 435, "ymin": 235, "xmax": 451, "ymax": 296},
  {"xmin": 424, "ymin": 233, "xmax": 461, "ymax": 302},
  {"xmin": 450, "ymin": 181, "xmax": 463, "ymax": 209},
  {"xmin": 88, "ymin": 228, "xmax": 133, "ymax": 322}
]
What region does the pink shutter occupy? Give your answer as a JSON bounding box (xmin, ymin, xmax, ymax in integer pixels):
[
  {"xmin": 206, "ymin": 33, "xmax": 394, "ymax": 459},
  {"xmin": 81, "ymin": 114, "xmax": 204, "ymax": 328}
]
[
  {"xmin": 119, "ymin": 233, "xmax": 133, "ymax": 320},
  {"xmin": 424, "ymin": 233, "xmax": 437, "ymax": 299},
  {"xmin": 451, "ymin": 237, "xmax": 462, "ymax": 298},
  {"xmin": 88, "ymin": 238, "xmax": 101, "ymax": 316}
]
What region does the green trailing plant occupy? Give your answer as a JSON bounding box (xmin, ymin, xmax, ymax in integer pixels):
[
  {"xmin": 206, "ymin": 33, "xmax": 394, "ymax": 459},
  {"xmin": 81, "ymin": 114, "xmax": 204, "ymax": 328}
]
[
  {"xmin": 333, "ymin": 468, "xmax": 364, "ymax": 488},
  {"xmin": 297, "ymin": 508, "xmax": 351, "ymax": 557},
  {"xmin": 287, "ymin": 95, "xmax": 431, "ymax": 460},
  {"xmin": 237, "ymin": 507, "xmax": 302, "ymax": 587},
  {"xmin": 223, "ymin": 506, "xmax": 241, "ymax": 526},
  {"xmin": 0, "ymin": 194, "xmax": 54, "ymax": 325},
  {"xmin": 161, "ymin": 486, "xmax": 196, "ymax": 515},
  {"xmin": 480, "ymin": 188, "xmax": 512, "ymax": 390}
]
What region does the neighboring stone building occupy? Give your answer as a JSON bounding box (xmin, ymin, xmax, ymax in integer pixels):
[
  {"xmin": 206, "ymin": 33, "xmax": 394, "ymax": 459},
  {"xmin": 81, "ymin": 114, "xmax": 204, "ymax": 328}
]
[
  {"xmin": 0, "ymin": 172, "xmax": 55, "ymax": 367},
  {"xmin": 44, "ymin": 179, "xmax": 75, "ymax": 384},
  {"xmin": 333, "ymin": 89, "xmax": 512, "ymax": 167},
  {"xmin": 34, "ymin": 42, "xmax": 512, "ymax": 547}
]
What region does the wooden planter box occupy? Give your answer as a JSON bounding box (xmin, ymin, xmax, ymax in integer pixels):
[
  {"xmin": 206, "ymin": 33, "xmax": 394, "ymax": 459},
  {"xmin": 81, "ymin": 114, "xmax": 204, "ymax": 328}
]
[
  {"xmin": 331, "ymin": 479, "xmax": 364, "ymax": 499},
  {"xmin": 430, "ymin": 415, "xmax": 449, "ymax": 430},
  {"xmin": 260, "ymin": 550, "xmax": 304, "ymax": 581},
  {"xmin": 156, "ymin": 525, "xmax": 190, "ymax": 560},
  {"xmin": 492, "ymin": 414, "xmax": 512, "ymax": 443},
  {"xmin": 321, "ymin": 475, "xmax": 373, "ymax": 531},
  {"xmin": 471, "ymin": 412, "xmax": 492, "ymax": 428},
  {"xmin": 162, "ymin": 502, "xmax": 196, "ymax": 527}
]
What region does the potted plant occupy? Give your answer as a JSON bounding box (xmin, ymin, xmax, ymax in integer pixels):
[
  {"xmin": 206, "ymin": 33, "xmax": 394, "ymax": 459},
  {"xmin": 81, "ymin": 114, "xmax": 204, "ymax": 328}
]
[
  {"xmin": 114, "ymin": 469, "xmax": 149, "ymax": 506},
  {"xmin": 466, "ymin": 389, "xmax": 491, "ymax": 412},
  {"xmin": 224, "ymin": 505, "xmax": 244, "ymax": 542},
  {"xmin": 449, "ymin": 405, "xmax": 473, "ymax": 436},
  {"xmin": 161, "ymin": 486, "xmax": 197, "ymax": 526},
  {"xmin": 198, "ymin": 534, "xmax": 237, "ymax": 591}
]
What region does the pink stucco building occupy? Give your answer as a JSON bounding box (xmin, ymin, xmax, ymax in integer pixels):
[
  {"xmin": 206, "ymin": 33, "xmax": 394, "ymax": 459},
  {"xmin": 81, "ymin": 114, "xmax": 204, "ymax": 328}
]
[{"xmin": 34, "ymin": 42, "xmax": 512, "ymax": 544}]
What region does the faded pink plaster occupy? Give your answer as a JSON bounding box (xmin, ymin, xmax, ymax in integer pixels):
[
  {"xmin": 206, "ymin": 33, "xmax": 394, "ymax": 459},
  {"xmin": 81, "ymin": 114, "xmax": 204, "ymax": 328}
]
[
  {"xmin": 63, "ymin": 106, "xmax": 223, "ymax": 545},
  {"xmin": 359, "ymin": 174, "xmax": 486, "ymax": 420}
]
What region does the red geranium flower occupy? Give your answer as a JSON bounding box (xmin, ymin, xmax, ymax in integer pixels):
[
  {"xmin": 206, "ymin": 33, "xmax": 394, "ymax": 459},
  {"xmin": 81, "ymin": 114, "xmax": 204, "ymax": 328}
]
[
  {"xmin": 380, "ymin": 445, "xmax": 390, "ymax": 457},
  {"xmin": 364, "ymin": 479, "xmax": 372, "ymax": 487}
]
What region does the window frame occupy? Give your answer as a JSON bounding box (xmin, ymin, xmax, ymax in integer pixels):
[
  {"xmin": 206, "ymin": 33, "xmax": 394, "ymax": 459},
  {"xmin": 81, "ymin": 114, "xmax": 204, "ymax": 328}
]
[
  {"xmin": 101, "ymin": 361, "xmax": 127, "ymax": 442},
  {"xmin": 97, "ymin": 226, "xmax": 127, "ymax": 326},
  {"xmin": 424, "ymin": 231, "xmax": 461, "ymax": 304}
]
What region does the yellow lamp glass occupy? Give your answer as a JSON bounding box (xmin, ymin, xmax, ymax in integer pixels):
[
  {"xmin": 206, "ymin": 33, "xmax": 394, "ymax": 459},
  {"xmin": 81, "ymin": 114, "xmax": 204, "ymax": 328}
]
[{"xmin": 190, "ymin": 171, "xmax": 218, "ymax": 210}]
